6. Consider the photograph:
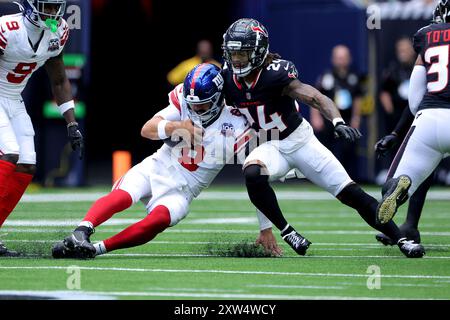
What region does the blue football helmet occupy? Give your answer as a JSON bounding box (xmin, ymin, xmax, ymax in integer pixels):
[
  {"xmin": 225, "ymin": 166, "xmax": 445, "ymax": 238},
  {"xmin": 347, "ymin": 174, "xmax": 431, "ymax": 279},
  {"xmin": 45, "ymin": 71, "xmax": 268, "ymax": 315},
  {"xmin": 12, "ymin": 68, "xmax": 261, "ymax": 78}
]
[
  {"xmin": 183, "ymin": 63, "xmax": 225, "ymax": 127},
  {"xmin": 21, "ymin": 0, "xmax": 66, "ymax": 32}
]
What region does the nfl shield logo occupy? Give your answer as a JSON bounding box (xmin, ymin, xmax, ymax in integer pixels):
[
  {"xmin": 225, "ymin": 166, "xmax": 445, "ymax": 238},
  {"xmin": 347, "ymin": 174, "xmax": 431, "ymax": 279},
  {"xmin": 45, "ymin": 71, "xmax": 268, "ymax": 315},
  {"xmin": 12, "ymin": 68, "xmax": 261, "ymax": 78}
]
[
  {"xmin": 246, "ymin": 92, "xmax": 251, "ymax": 100},
  {"xmin": 221, "ymin": 123, "xmax": 234, "ymax": 136}
]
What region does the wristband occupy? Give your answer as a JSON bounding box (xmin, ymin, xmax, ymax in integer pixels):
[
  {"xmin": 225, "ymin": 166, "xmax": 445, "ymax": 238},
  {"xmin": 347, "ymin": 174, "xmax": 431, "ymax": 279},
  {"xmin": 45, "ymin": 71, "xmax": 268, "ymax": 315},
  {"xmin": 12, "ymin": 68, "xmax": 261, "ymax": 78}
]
[
  {"xmin": 332, "ymin": 117, "xmax": 345, "ymax": 127},
  {"xmin": 58, "ymin": 100, "xmax": 75, "ymax": 115},
  {"xmin": 157, "ymin": 120, "xmax": 169, "ymax": 139}
]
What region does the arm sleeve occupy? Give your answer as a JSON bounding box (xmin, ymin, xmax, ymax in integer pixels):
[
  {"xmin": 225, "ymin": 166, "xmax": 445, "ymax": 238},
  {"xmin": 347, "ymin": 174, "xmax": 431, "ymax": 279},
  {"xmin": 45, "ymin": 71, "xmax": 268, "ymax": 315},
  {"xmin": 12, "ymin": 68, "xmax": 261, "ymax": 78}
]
[
  {"xmin": 408, "ymin": 65, "xmax": 427, "ymax": 116},
  {"xmin": 393, "ymin": 106, "xmax": 414, "ymax": 139},
  {"xmin": 256, "ymin": 209, "xmax": 273, "ymax": 231}
]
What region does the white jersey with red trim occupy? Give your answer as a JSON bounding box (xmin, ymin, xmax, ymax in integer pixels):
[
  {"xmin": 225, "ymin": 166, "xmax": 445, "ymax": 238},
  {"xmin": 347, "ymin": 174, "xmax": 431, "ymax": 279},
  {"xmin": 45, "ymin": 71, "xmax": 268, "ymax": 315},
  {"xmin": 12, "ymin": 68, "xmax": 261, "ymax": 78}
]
[
  {"xmin": 0, "ymin": 14, "xmax": 69, "ymax": 99},
  {"xmin": 153, "ymin": 84, "xmax": 252, "ymax": 197}
]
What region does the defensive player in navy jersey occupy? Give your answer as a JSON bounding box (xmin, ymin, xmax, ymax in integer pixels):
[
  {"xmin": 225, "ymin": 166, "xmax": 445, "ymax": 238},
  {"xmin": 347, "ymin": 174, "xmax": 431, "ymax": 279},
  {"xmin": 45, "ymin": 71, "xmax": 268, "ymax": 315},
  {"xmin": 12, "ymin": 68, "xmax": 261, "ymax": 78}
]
[
  {"xmin": 374, "ymin": 2, "xmax": 450, "ymax": 245},
  {"xmin": 221, "ymin": 18, "xmax": 425, "ymax": 258},
  {"xmin": 377, "ymin": 0, "xmax": 450, "ymax": 226}
]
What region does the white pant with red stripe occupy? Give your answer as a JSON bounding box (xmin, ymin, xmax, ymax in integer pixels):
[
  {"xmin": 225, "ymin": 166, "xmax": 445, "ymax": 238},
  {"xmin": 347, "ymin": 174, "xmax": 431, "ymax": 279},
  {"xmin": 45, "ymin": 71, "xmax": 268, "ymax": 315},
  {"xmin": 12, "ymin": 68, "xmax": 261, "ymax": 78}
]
[
  {"xmin": 112, "ymin": 155, "xmax": 193, "ymax": 227},
  {"xmin": 393, "ymin": 108, "xmax": 450, "ymax": 195},
  {"xmin": 0, "ymin": 96, "xmax": 36, "ymax": 164},
  {"xmin": 244, "ymin": 119, "xmax": 353, "ymax": 196}
]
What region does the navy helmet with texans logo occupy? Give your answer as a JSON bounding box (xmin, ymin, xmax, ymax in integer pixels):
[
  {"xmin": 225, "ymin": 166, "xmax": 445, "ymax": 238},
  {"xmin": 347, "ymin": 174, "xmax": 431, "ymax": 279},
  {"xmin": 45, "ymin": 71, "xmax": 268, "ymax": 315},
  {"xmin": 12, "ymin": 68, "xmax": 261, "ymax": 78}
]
[
  {"xmin": 183, "ymin": 63, "xmax": 225, "ymax": 127},
  {"xmin": 222, "ymin": 18, "xmax": 269, "ymax": 77}
]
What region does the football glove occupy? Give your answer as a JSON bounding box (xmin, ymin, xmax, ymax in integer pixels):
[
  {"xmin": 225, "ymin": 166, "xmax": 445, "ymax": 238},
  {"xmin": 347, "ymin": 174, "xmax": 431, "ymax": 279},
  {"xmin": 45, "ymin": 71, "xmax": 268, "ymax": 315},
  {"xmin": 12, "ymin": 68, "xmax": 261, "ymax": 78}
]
[
  {"xmin": 334, "ymin": 122, "xmax": 362, "ymax": 142},
  {"xmin": 67, "ymin": 122, "xmax": 85, "ymax": 160},
  {"xmin": 374, "ymin": 133, "xmax": 399, "ymax": 158}
]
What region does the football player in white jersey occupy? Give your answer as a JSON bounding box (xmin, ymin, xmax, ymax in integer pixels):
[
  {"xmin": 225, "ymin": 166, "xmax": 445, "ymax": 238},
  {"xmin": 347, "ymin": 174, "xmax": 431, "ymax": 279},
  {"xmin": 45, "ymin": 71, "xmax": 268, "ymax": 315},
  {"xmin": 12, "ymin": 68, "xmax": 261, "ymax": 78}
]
[
  {"xmin": 0, "ymin": 0, "xmax": 84, "ymax": 256},
  {"xmin": 52, "ymin": 63, "xmax": 279, "ymax": 259}
]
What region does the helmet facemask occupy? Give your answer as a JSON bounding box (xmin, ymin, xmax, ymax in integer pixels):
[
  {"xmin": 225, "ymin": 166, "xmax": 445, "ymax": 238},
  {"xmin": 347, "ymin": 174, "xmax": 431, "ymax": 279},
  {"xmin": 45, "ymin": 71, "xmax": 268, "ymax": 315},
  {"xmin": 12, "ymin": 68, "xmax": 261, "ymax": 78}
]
[
  {"xmin": 184, "ymin": 90, "xmax": 224, "ymax": 128},
  {"xmin": 22, "ymin": 0, "xmax": 66, "ymax": 32}
]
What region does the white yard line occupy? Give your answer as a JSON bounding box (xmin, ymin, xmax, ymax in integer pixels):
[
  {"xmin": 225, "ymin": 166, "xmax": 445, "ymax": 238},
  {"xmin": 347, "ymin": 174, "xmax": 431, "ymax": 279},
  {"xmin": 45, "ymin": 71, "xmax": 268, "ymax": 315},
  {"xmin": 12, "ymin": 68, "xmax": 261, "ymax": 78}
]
[
  {"xmin": 20, "ymin": 190, "xmax": 450, "ymax": 202},
  {"xmin": 4, "ymin": 218, "xmax": 449, "ymax": 229},
  {"xmin": 95, "ymin": 253, "xmax": 450, "ymax": 259},
  {"xmin": 0, "ymin": 289, "xmax": 429, "ymax": 300},
  {"xmin": 248, "ymin": 284, "xmax": 345, "ymax": 290},
  {"xmin": 3, "ymin": 239, "xmax": 450, "ymax": 248},
  {"xmin": 0, "ymin": 290, "xmax": 113, "ymax": 300},
  {"xmin": 2, "ymin": 228, "xmax": 450, "ymax": 236},
  {"xmin": 1, "ymin": 266, "xmax": 450, "ymax": 280}
]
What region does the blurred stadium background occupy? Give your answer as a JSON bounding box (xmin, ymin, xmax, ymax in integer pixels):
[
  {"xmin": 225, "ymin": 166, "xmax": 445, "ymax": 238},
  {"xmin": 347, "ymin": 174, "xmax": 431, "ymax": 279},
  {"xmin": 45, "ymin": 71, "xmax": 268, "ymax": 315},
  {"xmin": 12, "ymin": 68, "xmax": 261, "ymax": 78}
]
[{"xmin": 1, "ymin": 0, "xmax": 449, "ymax": 188}]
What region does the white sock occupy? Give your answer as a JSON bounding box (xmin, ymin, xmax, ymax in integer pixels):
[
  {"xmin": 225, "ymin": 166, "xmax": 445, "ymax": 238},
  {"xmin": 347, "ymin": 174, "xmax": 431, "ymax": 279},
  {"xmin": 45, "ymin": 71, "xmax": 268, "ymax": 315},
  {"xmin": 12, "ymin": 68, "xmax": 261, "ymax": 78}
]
[
  {"xmin": 93, "ymin": 241, "xmax": 107, "ymax": 256},
  {"xmin": 78, "ymin": 221, "xmax": 94, "ymax": 229}
]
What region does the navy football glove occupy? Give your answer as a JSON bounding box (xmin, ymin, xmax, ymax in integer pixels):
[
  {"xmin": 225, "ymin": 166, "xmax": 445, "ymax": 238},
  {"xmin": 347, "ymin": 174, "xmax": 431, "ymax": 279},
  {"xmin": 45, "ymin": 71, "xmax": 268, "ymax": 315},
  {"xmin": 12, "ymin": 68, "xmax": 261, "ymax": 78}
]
[
  {"xmin": 67, "ymin": 122, "xmax": 85, "ymax": 160},
  {"xmin": 334, "ymin": 122, "xmax": 362, "ymax": 142},
  {"xmin": 374, "ymin": 133, "xmax": 399, "ymax": 158}
]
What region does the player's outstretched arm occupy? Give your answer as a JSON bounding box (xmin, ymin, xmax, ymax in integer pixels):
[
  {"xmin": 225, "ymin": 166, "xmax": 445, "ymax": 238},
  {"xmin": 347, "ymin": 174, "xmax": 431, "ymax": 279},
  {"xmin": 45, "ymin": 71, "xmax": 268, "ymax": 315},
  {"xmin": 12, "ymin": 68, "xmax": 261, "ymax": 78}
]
[
  {"xmin": 141, "ymin": 115, "xmax": 201, "ymax": 144},
  {"xmin": 283, "ymin": 79, "xmax": 361, "ymax": 142},
  {"xmin": 45, "ymin": 52, "xmax": 84, "ymax": 159}
]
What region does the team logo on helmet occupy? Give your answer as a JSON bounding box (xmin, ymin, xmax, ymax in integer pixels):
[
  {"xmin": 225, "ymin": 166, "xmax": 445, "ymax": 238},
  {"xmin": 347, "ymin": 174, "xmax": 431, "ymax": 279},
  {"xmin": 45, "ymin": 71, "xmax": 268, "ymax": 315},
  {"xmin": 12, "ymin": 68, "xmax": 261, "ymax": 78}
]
[{"xmin": 251, "ymin": 25, "xmax": 268, "ymax": 38}]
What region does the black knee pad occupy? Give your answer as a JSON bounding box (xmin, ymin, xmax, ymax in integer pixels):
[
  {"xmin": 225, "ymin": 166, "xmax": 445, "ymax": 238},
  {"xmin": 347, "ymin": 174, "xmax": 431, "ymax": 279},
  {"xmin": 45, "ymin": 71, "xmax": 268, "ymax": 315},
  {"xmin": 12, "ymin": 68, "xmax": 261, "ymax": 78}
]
[
  {"xmin": 0, "ymin": 153, "xmax": 19, "ymax": 165},
  {"xmin": 244, "ymin": 164, "xmax": 268, "ymax": 186},
  {"xmin": 16, "ymin": 164, "xmax": 37, "ymax": 175}
]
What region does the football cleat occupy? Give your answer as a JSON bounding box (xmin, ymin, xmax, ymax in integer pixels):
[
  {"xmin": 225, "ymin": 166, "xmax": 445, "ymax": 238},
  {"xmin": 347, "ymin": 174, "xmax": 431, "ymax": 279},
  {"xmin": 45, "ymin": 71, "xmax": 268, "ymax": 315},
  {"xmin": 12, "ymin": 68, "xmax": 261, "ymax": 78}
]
[
  {"xmin": 397, "ymin": 237, "xmax": 425, "ymax": 258},
  {"xmin": 377, "ymin": 175, "xmax": 411, "ymax": 224},
  {"xmin": 0, "ymin": 241, "xmax": 20, "ymax": 257},
  {"xmin": 375, "ymin": 233, "xmax": 395, "ymax": 246},
  {"xmin": 282, "ymin": 231, "xmax": 311, "ymax": 256},
  {"xmin": 375, "ymin": 225, "xmax": 421, "ymax": 246},
  {"xmin": 52, "ymin": 227, "xmax": 96, "ymax": 259}
]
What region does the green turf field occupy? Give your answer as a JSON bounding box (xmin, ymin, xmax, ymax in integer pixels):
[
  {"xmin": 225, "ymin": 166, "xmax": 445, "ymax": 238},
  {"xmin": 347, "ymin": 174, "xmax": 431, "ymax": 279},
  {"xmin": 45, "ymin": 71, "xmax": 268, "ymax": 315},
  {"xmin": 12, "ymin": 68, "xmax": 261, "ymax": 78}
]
[{"xmin": 0, "ymin": 184, "xmax": 449, "ymax": 300}]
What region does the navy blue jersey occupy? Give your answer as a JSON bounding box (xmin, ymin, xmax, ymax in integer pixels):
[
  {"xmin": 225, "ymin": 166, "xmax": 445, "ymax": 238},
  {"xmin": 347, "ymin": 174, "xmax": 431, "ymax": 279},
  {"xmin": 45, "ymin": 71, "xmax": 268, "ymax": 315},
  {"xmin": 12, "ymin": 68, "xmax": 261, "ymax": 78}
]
[
  {"xmin": 222, "ymin": 59, "xmax": 303, "ymax": 140},
  {"xmin": 413, "ymin": 23, "xmax": 450, "ymax": 110}
]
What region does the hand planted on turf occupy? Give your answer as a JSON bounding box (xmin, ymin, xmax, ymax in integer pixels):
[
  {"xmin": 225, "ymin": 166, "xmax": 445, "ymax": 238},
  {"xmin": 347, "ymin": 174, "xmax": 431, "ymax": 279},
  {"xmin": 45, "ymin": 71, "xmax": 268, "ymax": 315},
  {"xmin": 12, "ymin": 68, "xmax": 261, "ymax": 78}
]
[
  {"xmin": 255, "ymin": 228, "xmax": 283, "ymax": 257},
  {"xmin": 374, "ymin": 133, "xmax": 399, "ymax": 157}
]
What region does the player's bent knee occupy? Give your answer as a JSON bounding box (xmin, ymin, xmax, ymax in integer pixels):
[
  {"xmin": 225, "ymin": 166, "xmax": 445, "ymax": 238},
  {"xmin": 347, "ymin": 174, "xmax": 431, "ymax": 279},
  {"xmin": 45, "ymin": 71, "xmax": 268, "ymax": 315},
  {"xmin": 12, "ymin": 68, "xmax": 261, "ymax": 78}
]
[
  {"xmin": 244, "ymin": 164, "xmax": 269, "ymax": 185},
  {"xmin": 0, "ymin": 153, "xmax": 19, "ymax": 164},
  {"xmin": 16, "ymin": 164, "xmax": 36, "ymax": 175}
]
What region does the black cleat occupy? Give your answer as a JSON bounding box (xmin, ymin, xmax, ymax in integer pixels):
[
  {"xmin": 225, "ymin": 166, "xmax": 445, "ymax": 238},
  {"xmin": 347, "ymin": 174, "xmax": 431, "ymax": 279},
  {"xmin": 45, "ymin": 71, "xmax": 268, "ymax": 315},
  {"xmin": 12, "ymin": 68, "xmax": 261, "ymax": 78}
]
[
  {"xmin": 0, "ymin": 241, "xmax": 20, "ymax": 257},
  {"xmin": 282, "ymin": 231, "xmax": 311, "ymax": 256},
  {"xmin": 397, "ymin": 237, "xmax": 425, "ymax": 258},
  {"xmin": 377, "ymin": 175, "xmax": 411, "ymax": 224},
  {"xmin": 52, "ymin": 227, "xmax": 96, "ymax": 259},
  {"xmin": 52, "ymin": 241, "xmax": 78, "ymax": 259},
  {"xmin": 375, "ymin": 233, "xmax": 395, "ymax": 246},
  {"xmin": 375, "ymin": 225, "xmax": 421, "ymax": 246}
]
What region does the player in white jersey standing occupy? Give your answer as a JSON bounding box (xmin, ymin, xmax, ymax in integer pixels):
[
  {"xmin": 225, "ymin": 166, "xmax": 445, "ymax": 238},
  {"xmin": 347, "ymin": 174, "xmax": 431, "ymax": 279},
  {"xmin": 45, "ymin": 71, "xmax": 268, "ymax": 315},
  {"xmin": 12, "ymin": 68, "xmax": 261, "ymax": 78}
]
[
  {"xmin": 51, "ymin": 63, "xmax": 279, "ymax": 259},
  {"xmin": 0, "ymin": 0, "xmax": 84, "ymax": 256},
  {"xmin": 377, "ymin": 0, "xmax": 450, "ymax": 225}
]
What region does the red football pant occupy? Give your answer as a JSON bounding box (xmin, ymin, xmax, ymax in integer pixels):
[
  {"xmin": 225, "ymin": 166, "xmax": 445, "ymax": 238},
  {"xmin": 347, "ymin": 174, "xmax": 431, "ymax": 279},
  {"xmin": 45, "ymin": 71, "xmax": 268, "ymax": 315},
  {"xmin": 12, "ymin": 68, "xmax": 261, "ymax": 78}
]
[
  {"xmin": 0, "ymin": 160, "xmax": 33, "ymax": 228},
  {"xmin": 82, "ymin": 189, "xmax": 133, "ymax": 227},
  {"xmin": 103, "ymin": 205, "xmax": 171, "ymax": 252}
]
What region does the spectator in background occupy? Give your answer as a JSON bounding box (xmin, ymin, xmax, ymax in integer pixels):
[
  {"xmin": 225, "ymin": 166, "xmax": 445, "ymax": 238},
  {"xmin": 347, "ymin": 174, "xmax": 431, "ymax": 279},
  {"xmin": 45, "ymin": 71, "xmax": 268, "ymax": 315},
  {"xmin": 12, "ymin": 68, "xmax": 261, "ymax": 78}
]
[
  {"xmin": 379, "ymin": 37, "xmax": 416, "ymax": 136},
  {"xmin": 311, "ymin": 45, "xmax": 363, "ymax": 180},
  {"xmin": 376, "ymin": 37, "xmax": 416, "ymax": 182},
  {"xmin": 167, "ymin": 39, "xmax": 221, "ymax": 86}
]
